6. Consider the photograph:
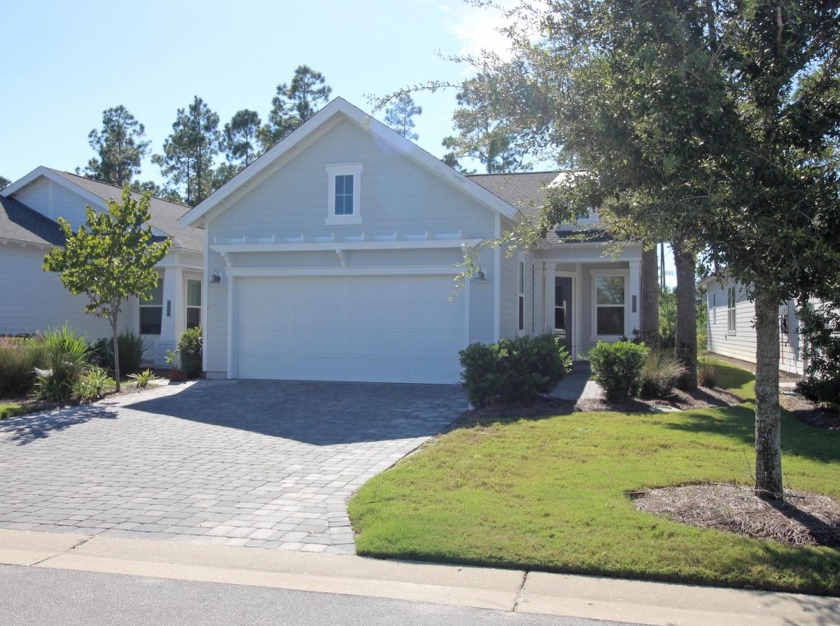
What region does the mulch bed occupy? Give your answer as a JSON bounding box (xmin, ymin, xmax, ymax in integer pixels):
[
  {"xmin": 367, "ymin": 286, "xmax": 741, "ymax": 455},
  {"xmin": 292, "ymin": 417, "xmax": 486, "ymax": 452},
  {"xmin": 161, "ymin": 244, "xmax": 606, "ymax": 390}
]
[{"xmin": 632, "ymin": 483, "xmax": 840, "ymax": 549}]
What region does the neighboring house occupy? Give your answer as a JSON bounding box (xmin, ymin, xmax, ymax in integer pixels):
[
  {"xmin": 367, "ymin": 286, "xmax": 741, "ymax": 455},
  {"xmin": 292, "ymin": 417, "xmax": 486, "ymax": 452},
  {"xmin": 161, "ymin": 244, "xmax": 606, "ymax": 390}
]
[
  {"xmin": 701, "ymin": 276, "xmax": 805, "ymax": 375},
  {"xmin": 0, "ymin": 167, "xmax": 203, "ymax": 365},
  {"xmin": 180, "ymin": 97, "xmax": 642, "ymax": 384}
]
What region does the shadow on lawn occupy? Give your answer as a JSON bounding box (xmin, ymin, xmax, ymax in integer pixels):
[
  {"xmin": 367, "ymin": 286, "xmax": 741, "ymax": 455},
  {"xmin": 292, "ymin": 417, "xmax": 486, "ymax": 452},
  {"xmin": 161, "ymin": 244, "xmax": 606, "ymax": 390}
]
[{"xmin": 0, "ymin": 404, "xmax": 119, "ymax": 446}]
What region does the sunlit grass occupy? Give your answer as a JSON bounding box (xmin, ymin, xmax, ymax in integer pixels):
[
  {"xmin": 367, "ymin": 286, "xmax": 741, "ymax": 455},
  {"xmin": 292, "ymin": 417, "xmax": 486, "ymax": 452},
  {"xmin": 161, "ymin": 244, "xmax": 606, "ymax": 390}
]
[{"xmin": 349, "ymin": 365, "xmax": 840, "ymax": 595}]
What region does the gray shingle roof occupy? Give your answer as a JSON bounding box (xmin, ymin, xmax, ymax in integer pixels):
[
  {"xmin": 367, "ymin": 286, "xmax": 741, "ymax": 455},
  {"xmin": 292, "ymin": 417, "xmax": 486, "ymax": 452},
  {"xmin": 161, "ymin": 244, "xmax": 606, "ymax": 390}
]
[
  {"xmin": 468, "ymin": 171, "xmax": 613, "ymax": 245},
  {"xmin": 0, "ymin": 195, "xmax": 64, "ymax": 246},
  {"xmin": 47, "ymin": 170, "xmax": 203, "ymax": 253}
]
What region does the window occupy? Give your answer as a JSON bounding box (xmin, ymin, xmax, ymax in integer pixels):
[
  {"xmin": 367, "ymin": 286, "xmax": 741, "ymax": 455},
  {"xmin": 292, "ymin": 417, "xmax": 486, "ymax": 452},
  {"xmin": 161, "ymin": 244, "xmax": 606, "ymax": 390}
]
[
  {"xmin": 727, "ymin": 286, "xmax": 736, "ymax": 332},
  {"xmin": 518, "ymin": 260, "xmax": 525, "ymax": 331},
  {"xmin": 593, "ymin": 273, "xmax": 626, "ymax": 337},
  {"xmin": 326, "ymin": 163, "xmax": 363, "ymax": 224},
  {"xmin": 186, "ymin": 279, "xmax": 201, "ymax": 329},
  {"xmin": 140, "ymin": 276, "xmax": 163, "ymax": 335}
]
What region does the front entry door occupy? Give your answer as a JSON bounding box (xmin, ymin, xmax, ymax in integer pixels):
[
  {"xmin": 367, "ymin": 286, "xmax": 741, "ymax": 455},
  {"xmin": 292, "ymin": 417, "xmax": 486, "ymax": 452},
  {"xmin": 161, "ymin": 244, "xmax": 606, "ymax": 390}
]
[{"xmin": 554, "ymin": 277, "xmax": 573, "ymax": 355}]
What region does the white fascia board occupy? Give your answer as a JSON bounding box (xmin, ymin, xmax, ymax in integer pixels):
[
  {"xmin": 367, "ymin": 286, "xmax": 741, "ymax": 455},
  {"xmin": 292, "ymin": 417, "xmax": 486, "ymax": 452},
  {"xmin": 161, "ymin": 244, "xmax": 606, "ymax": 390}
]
[
  {"xmin": 0, "ymin": 237, "xmax": 55, "ymax": 250},
  {"xmin": 180, "ymin": 97, "xmax": 519, "ymax": 228},
  {"xmin": 227, "ymin": 265, "xmax": 461, "ymax": 278},
  {"xmin": 2, "ymin": 166, "xmax": 107, "ymax": 210},
  {"xmin": 210, "ymin": 238, "xmax": 484, "ymax": 255}
]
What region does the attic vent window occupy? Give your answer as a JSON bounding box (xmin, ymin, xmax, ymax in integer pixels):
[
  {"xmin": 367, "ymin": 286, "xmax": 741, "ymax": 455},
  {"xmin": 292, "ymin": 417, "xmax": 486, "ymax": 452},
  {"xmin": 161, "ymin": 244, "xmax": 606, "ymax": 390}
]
[{"xmin": 326, "ymin": 163, "xmax": 363, "ymax": 225}]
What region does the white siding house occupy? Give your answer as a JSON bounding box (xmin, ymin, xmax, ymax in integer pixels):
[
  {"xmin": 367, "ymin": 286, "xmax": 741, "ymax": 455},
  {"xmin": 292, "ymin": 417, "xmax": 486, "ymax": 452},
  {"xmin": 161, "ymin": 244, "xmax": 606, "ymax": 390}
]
[
  {"xmin": 181, "ymin": 98, "xmax": 643, "ymax": 383},
  {"xmin": 702, "ymin": 277, "xmax": 805, "ymax": 375},
  {"xmin": 0, "ymin": 168, "xmax": 203, "ymax": 365}
]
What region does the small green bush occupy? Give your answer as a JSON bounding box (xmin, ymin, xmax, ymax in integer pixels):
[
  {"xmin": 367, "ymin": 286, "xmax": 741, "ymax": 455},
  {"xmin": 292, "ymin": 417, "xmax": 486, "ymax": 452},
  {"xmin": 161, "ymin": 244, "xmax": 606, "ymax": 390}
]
[
  {"xmin": 796, "ymin": 300, "xmax": 840, "ymax": 406},
  {"xmin": 177, "ymin": 327, "xmax": 203, "ymax": 378},
  {"xmin": 460, "ymin": 333, "xmax": 572, "ymax": 408},
  {"xmin": 34, "ymin": 325, "xmax": 89, "ymax": 403},
  {"xmin": 641, "ymin": 349, "xmax": 687, "ymax": 399},
  {"xmin": 588, "ymin": 341, "xmax": 649, "ymax": 401},
  {"xmin": 72, "ymin": 367, "xmax": 114, "ymax": 402},
  {"xmin": 0, "ymin": 337, "xmax": 43, "ymax": 397},
  {"xmin": 89, "ymin": 330, "xmax": 147, "ymax": 376},
  {"xmin": 128, "ymin": 369, "xmax": 157, "ymax": 388}
]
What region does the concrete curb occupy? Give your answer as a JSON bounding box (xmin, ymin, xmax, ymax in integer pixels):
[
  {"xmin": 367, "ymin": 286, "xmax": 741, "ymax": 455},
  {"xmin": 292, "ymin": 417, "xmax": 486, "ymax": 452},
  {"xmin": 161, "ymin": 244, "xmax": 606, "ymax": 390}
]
[{"xmin": 1, "ymin": 530, "xmax": 837, "ymax": 624}]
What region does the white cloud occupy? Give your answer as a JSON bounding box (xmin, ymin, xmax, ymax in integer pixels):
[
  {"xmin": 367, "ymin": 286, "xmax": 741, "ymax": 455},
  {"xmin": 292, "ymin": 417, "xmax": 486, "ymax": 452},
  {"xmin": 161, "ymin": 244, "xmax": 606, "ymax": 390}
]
[{"xmin": 433, "ymin": 0, "xmax": 519, "ymax": 61}]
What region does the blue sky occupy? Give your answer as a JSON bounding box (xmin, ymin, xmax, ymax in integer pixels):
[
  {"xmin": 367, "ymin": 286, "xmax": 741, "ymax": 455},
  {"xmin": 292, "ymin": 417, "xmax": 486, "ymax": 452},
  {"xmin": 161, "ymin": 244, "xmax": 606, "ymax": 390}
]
[{"xmin": 1, "ymin": 0, "xmax": 511, "ymax": 184}]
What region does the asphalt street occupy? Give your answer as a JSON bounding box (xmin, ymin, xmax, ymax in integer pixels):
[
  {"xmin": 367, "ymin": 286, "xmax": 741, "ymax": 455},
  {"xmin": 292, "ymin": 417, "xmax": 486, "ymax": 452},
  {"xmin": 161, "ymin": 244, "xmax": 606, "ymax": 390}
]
[{"xmin": 0, "ymin": 564, "xmax": 632, "ymax": 626}]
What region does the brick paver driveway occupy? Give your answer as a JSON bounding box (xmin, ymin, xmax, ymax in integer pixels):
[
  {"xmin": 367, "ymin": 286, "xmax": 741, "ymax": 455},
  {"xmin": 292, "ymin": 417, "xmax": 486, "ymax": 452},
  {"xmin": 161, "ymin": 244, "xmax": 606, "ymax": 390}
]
[{"xmin": 0, "ymin": 380, "xmax": 466, "ymax": 554}]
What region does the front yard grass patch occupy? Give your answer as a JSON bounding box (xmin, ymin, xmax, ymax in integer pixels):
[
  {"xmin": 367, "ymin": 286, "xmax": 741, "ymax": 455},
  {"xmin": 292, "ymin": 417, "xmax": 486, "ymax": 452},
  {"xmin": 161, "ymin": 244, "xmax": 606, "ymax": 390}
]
[
  {"xmin": 348, "ymin": 369, "xmax": 840, "ymax": 595},
  {"xmin": 0, "ymin": 403, "xmax": 30, "ymax": 419}
]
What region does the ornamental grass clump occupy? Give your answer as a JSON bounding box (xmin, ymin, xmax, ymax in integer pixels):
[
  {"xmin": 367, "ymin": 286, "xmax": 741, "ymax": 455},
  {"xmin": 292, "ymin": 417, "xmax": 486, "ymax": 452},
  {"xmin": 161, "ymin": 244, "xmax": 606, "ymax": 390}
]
[
  {"xmin": 588, "ymin": 341, "xmax": 648, "ymax": 401},
  {"xmin": 641, "ymin": 349, "xmax": 687, "ymax": 399}
]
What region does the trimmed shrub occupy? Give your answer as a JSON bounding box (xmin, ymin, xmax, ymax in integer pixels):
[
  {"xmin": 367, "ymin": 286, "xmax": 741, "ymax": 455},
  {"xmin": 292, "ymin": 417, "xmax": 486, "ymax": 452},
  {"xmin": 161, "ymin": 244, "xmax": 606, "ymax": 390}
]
[
  {"xmin": 588, "ymin": 341, "xmax": 648, "ymax": 401},
  {"xmin": 796, "ymin": 301, "xmax": 840, "ymax": 406},
  {"xmin": 177, "ymin": 327, "xmax": 203, "ymax": 378},
  {"xmin": 460, "ymin": 333, "xmax": 572, "ymax": 408},
  {"xmin": 89, "ymin": 330, "xmax": 147, "ymax": 376},
  {"xmin": 641, "ymin": 349, "xmax": 687, "ymax": 399}
]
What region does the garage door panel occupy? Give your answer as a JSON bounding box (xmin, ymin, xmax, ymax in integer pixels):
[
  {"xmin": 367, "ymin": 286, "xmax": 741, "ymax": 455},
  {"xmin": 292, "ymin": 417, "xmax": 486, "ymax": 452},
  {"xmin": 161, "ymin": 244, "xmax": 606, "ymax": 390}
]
[
  {"xmin": 293, "ymin": 330, "xmax": 349, "ymax": 355},
  {"xmin": 236, "ymin": 275, "xmax": 465, "ymax": 383},
  {"xmin": 348, "ymin": 302, "xmax": 406, "ymax": 328},
  {"xmin": 350, "ymin": 330, "xmax": 408, "ymax": 356}
]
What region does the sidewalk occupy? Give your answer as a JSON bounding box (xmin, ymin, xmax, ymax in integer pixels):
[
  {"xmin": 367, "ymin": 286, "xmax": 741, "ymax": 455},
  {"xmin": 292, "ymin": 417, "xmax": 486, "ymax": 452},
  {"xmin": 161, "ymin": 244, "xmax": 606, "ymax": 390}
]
[
  {"xmin": 1, "ymin": 529, "xmax": 836, "ymax": 625},
  {"xmin": 553, "ymin": 362, "xmax": 604, "ymax": 401}
]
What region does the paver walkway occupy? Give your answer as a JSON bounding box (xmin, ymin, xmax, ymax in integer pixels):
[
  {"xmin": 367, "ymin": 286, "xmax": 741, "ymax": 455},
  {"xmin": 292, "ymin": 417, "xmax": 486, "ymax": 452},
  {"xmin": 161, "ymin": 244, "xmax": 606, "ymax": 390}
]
[
  {"xmin": 0, "ymin": 380, "xmax": 466, "ymax": 554},
  {"xmin": 552, "ymin": 362, "xmax": 604, "ymax": 401}
]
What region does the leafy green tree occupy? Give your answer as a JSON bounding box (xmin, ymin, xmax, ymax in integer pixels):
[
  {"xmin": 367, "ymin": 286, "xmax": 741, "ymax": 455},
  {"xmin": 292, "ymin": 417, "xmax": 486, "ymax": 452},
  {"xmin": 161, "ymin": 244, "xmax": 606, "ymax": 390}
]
[
  {"xmin": 153, "ymin": 96, "xmax": 221, "ymax": 206},
  {"xmin": 441, "ymin": 73, "xmax": 531, "ymax": 174},
  {"xmin": 0, "ymin": 176, "xmax": 10, "ymax": 190},
  {"xmin": 43, "ymin": 188, "xmax": 170, "ymax": 391},
  {"xmin": 259, "ymin": 65, "xmax": 332, "ymax": 149},
  {"xmin": 80, "ymin": 106, "xmax": 150, "ymax": 187},
  {"xmin": 384, "ymin": 94, "xmax": 422, "ymax": 140},
  {"xmin": 130, "ymin": 180, "xmax": 184, "ymax": 205},
  {"xmin": 463, "ymin": 0, "xmax": 840, "ymax": 499}
]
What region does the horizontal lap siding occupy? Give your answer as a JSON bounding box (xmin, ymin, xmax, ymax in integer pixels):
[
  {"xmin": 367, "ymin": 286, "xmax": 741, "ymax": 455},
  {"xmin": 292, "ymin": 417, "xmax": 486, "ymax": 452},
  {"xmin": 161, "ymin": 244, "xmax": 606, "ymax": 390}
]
[
  {"xmin": 0, "ymin": 245, "xmax": 131, "ymax": 339},
  {"xmin": 210, "ymin": 120, "xmax": 495, "ymax": 242},
  {"xmin": 14, "ymin": 179, "xmax": 100, "ymax": 231}
]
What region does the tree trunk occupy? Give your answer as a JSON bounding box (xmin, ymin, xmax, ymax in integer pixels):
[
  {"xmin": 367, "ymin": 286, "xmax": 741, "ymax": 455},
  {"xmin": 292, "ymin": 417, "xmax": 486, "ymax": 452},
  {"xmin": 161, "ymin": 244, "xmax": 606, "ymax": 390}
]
[
  {"xmin": 112, "ymin": 314, "xmax": 121, "ymax": 393},
  {"xmin": 640, "ymin": 245, "xmax": 660, "ymax": 347},
  {"xmin": 754, "ymin": 285, "xmax": 782, "ymax": 500},
  {"xmin": 672, "ymin": 241, "xmax": 698, "ymax": 390}
]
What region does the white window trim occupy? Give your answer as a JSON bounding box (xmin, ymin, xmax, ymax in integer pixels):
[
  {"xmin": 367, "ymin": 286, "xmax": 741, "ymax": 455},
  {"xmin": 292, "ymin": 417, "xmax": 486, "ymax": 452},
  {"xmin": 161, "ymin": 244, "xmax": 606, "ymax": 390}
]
[
  {"xmin": 186, "ymin": 278, "xmax": 202, "ymax": 329},
  {"xmin": 325, "ymin": 163, "xmax": 363, "ymax": 225},
  {"xmin": 589, "ymin": 269, "xmax": 629, "ymax": 341},
  {"xmin": 518, "ymin": 259, "xmax": 525, "ymax": 332},
  {"xmin": 140, "ymin": 272, "xmax": 164, "ymax": 336},
  {"xmin": 727, "ymin": 286, "xmax": 737, "ymax": 334}
]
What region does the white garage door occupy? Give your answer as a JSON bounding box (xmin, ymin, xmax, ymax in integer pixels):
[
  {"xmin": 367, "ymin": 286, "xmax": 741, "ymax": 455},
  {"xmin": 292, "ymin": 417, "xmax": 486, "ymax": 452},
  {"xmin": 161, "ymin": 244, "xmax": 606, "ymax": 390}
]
[{"xmin": 236, "ymin": 275, "xmax": 465, "ymax": 384}]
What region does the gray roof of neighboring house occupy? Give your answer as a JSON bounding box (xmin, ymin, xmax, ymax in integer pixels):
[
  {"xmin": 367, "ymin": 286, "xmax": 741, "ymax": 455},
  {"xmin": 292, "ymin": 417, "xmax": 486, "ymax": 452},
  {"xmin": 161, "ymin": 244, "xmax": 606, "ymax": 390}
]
[
  {"xmin": 0, "ymin": 194, "xmax": 65, "ymax": 246},
  {"xmin": 47, "ymin": 170, "xmax": 203, "ymax": 253},
  {"xmin": 468, "ymin": 171, "xmax": 613, "ymax": 245}
]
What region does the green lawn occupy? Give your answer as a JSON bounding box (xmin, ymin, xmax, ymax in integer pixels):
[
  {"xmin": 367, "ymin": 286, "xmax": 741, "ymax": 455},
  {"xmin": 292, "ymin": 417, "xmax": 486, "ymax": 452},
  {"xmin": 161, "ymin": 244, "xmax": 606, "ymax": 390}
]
[
  {"xmin": 0, "ymin": 403, "xmax": 31, "ymax": 419},
  {"xmin": 348, "ymin": 363, "xmax": 840, "ymax": 595}
]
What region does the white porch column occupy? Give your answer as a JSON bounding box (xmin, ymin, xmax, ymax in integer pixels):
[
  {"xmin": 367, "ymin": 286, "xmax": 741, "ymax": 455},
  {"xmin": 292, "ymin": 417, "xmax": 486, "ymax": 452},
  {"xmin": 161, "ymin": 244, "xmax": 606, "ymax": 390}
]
[
  {"xmin": 628, "ymin": 259, "xmax": 641, "ymax": 338},
  {"xmin": 534, "ymin": 262, "xmax": 544, "ymax": 333},
  {"xmin": 159, "ymin": 266, "xmax": 184, "ymax": 358},
  {"xmin": 543, "ymin": 262, "xmax": 556, "ymax": 334}
]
